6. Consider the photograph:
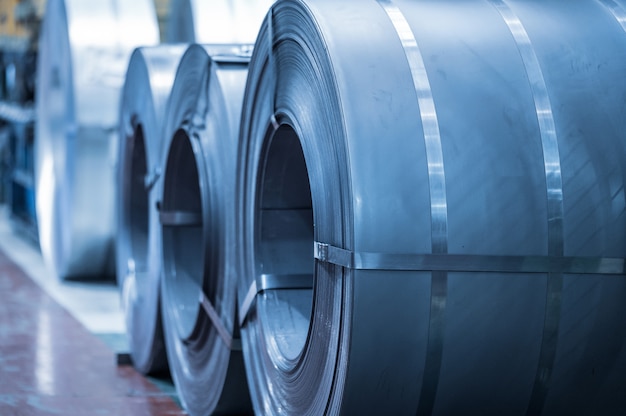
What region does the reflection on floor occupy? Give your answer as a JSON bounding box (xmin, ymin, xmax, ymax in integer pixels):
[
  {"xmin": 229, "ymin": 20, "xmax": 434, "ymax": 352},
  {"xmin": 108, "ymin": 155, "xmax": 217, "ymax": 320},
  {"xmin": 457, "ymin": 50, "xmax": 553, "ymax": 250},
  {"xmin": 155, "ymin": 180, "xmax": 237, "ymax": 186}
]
[
  {"xmin": 0, "ymin": 213, "xmax": 184, "ymax": 415},
  {"xmin": 0, "ymin": 208, "xmax": 124, "ymax": 334}
]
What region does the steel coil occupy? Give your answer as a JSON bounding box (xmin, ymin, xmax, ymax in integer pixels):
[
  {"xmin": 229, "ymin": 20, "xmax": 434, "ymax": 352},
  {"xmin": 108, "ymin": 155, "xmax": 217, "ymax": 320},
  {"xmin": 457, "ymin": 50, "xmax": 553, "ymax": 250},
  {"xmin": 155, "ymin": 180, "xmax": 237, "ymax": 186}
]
[
  {"xmin": 35, "ymin": 0, "xmax": 159, "ymax": 279},
  {"xmin": 160, "ymin": 44, "xmax": 253, "ymax": 415},
  {"xmin": 166, "ymin": 0, "xmax": 274, "ymax": 44},
  {"xmin": 236, "ymin": 0, "xmax": 626, "ymax": 414},
  {"xmin": 117, "ymin": 45, "xmax": 186, "ymax": 375}
]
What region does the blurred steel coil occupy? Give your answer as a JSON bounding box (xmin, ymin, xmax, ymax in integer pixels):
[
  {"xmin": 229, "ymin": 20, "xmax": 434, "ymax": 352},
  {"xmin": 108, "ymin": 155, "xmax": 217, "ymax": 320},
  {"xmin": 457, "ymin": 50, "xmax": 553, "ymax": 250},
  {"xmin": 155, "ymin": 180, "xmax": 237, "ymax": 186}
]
[
  {"xmin": 166, "ymin": 0, "xmax": 274, "ymax": 44},
  {"xmin": 35, "ymin": 0, "xmax": 159, "ymax": 279},
  {"xmin": 160, "ymin": 44, "xmax": 253, "ymax": 415},
  {"xmin": 117, "ymin": 45, "xmax": 186, "ymax": 375},
  {"xmin": 236, "ymin": 0, "xmax": 626, "ymax": 414}
]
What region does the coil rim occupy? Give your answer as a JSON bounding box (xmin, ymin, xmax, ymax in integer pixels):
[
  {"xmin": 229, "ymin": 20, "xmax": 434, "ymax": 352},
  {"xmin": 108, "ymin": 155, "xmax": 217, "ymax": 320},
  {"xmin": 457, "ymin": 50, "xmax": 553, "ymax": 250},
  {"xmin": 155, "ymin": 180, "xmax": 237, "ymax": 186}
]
[
  {"xmin": 160, "ymin": 45, "xmax": 253, "ymax": 415},
  {"xmin": 237, "ymin": 3, "xmax": 353, "ymax": 413}
]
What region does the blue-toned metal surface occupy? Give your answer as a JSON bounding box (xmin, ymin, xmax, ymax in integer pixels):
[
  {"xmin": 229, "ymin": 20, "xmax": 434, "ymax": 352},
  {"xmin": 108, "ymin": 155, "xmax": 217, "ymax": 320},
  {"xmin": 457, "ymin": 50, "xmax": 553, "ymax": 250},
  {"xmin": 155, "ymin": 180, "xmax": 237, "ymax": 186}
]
[
  {"xmin": 159, "ymin": 44, "xmax": 253, "ymax": 416},
  {"xmin": 117, "ymin": 45, "xmax": 186, "ymax": 375},
  {"xmin": 34, "ymin": 0, "xmax": 159, "ymax": 279},
  {"xmin": 236, "ymin": 0, "xmax": 626, "ymax": 414}
]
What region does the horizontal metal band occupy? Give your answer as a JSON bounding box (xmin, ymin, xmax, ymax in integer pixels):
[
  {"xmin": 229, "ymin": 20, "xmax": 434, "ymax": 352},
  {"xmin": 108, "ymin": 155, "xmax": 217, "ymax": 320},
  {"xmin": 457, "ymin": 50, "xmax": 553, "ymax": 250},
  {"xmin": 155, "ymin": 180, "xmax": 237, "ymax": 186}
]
[
  {"xmin": 258, "ymin": 273, "xmax": 313, "ymax": 291},
  {"xmin": 314, "ymin": 242, "xmax": 626, "ymax": 275},
  {"xmin": 159, "ymin": 210, "xmax": 202, "ymax": 227},
  {"xmin": 0, "ymin": 100, "xmax": 35, "ymax": 123},
  {"xmin": 212, "ymin": 54, "xmax": 252, "ymax": 65},
  {"xmin": 239, "ymin": 273, "xmax": 314, "ymax": 327}
]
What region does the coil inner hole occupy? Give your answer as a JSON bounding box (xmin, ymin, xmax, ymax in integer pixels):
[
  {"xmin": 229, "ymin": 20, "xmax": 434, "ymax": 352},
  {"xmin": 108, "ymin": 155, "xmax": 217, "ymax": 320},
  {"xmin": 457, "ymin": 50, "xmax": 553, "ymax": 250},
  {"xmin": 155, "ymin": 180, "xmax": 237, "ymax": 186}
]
[
  {"xmin": 256, "ymin": 124, "xmax": 314, "ymax": 363},
  {"xmin": 162, "ymin": 129, "xmax": 203, "ymax": 340},
  {"xmin": 128, "ymin": 124, "xmax": 148, "ymax": 275}
]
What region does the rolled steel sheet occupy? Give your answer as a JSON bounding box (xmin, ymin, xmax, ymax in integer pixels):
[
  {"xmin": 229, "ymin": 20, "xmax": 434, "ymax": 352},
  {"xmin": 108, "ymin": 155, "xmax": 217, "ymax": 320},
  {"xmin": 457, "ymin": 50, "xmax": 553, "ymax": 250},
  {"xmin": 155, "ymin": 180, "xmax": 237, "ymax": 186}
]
[
  {"xmin": 160, "ymin": 44, "xmax": 253, "ymax": 415},
  {"xmin": 117, "ymin": 45, "xmax": 186, "ymax": 374},
  {"xmin": 166, "ymin": 0, "xmax": 274, "ymax": 44},
  {"xmin": 35, "ymin": 0, "xmax": 159, "ymax": 279},
  {"xmin": 236, "ymin": 0, "xmax": 626, "ymax": 414}
]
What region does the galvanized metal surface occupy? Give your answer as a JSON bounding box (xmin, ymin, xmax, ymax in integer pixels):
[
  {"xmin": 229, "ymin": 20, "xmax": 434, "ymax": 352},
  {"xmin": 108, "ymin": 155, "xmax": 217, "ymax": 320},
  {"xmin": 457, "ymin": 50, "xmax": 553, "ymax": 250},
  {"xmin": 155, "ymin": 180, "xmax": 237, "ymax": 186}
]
[
  {"xmin": 117, "ymin": 45, "xmax": 186, "ymax": 375},
  {"xmin": 34, "ymin": 0, "xmax": 159, "ymax": 279},
  {"xmin": 159, "ymin": 44, "xmax": 253, "ymax": 416},
  {"xmin": 236, "ymin": 0, "xmax": 626, "ymax": 414}
]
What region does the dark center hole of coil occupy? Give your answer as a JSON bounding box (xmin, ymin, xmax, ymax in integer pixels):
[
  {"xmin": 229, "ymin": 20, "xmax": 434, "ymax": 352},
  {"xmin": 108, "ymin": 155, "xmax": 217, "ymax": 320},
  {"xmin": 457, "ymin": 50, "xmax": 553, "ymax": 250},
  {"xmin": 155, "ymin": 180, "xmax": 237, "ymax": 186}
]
[
  {"xmin": 256, "ymin": 124, "xmax": 314, "ymax": 363},
  {"xmin": 129, "ymin": 124, "xmax": 148, "ymax": 274},
  {"xmin": 161, "ymin": 129, "xmax": 203, "ymax": 340}
]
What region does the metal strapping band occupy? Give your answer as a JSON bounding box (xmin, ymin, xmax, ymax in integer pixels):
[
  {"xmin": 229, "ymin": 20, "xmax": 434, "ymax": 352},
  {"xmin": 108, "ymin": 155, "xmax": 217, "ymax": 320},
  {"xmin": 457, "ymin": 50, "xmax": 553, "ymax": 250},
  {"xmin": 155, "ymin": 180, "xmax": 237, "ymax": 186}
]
[
  {"xmin": 159, "ymin": 210, "xmax": 202, "ymax": 227},
  {"xmin": 270, "ymin": 113, "xmax": 280, "ymax": 131},
  {"xmin": 144, "ymin": 169, "xmax": 160, "ymax": 192},
  {"xmin": 598, "ymin": 0, "xmax": 626, "ymax": 31},
  {"xmin": 199, "ymin": 291, "xmax": 233, "ymax": 349},
  {"xmin": 490, "ymin": 1, "xmax": 565, "ymax": 414},
  {"xmin": 376, "ymin": 1, "xmax": 449, "ymax": 414},
  {"xmin": 212, "ymin": 44, "xmax": 254, "ymax": 64},
  {"xmin": 238, "ymin": 273, "xmax": 314, "ymax": 327},
  {"xmin": 314, "ymin": 242, "xmax": 626, "ymax": 275}
]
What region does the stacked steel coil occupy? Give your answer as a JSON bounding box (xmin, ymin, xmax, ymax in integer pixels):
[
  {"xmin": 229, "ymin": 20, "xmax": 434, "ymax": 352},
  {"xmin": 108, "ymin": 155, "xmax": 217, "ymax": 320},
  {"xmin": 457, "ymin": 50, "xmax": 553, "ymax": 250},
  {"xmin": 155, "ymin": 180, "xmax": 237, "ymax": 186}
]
[
  {"xmin": 34, "ymin": 0, "xmax": 159, "ymax": 279},
  {"xmin": 235, "ymin": 0, "xmax": 626, "ymax": 414},
  {"xmin": 117, "ymin": 45, "xmax": 186, "ymax": 374},
  {"xmin": 34, "ymin": 0, "xmax": 626, "ymax": 414},
  {"xmin": 159, "ymin": 44, "xmax": 254, "ymax": 415}
]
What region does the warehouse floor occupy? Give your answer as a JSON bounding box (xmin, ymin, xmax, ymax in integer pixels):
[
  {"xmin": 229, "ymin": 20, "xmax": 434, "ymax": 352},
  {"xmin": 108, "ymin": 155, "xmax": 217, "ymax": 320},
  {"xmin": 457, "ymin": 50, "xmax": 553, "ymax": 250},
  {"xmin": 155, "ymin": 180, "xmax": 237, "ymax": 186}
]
[{"xmin": 0, "ymin": 206, "xmax": 184, "ymax": 415}]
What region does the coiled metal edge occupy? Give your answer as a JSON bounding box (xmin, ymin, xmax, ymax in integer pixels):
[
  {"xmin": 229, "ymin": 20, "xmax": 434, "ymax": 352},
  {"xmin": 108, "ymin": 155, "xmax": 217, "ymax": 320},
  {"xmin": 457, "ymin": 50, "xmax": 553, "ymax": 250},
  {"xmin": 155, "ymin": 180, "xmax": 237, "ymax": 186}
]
[
  {"xmin": 236, "ymin": 0, "xmax": 626, "ymax": 414},
  {"xmin": 117, "ymin": 45, "xmax": 186, "ymax": 375},
  {"xmin": 34, "ymin": 0, "xmax": 159, "ymax": 279},
  {"xmin": 166, "ymin": 0, "xmax": 275, "ymax": 44},
  {"xmin": 159, "ymin": 44, "xmax": 253, "ymax": 415}
]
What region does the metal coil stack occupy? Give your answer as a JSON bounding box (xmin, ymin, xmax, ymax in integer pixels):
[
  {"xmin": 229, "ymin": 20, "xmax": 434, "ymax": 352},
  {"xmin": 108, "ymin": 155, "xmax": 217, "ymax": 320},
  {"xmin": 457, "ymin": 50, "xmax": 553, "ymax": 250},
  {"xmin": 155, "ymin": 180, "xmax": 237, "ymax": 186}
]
[
  {"xmin": 34, "ymin": 0, "xmax": 159, "ymax": 279},
  {"xmin": 29, "ymin": 0, "xmax": 626, "ymax": 414},
  {"xmin": 117, "ymin": 45, "xmax": 186, "ymax": 374},
  {"xmin": 235, "ymin": 0, "xmax": 626, "ymax": 414}
]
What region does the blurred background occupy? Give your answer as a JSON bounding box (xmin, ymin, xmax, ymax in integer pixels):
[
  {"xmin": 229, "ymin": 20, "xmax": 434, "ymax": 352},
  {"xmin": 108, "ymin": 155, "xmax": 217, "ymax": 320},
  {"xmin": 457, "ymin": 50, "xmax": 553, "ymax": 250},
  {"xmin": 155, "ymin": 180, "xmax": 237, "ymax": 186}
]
[
  {"xmin": 0, "ymin": 0, "xmax": 170, "ymax": 238},
  {"xmin": 0, "ymin": 2, "xmax": 185, "ymax": 414}
]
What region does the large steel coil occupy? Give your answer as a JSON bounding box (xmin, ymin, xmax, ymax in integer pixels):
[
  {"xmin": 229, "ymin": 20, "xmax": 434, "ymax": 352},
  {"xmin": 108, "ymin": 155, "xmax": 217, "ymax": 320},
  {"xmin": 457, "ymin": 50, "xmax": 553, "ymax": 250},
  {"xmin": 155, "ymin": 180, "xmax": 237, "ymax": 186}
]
[
  {"xmin": 160, "ymin": 44, "xmax": 253, "ymax": 415},
  {"xmin": 166, "ymin": 0, "xmax": 274, "ymax": 44},
  {"xmin": 35, "ymin": 0, "xmax": 159, "ymax": 279},
  {"xmin": 117, "ymin": 45, "xmax": 186, "ymax": 375},
  {"xmin": 236, "ymin": 0, "xmax": 626, "ymax": 414}
]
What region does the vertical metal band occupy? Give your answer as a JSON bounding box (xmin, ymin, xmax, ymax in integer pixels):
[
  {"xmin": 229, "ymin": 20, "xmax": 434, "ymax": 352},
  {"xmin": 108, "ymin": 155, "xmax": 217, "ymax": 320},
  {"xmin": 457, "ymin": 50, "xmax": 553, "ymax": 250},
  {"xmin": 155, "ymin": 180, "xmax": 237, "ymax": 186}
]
[
  {"xmin": 490, "ymin": 1, "xmax": 565, "ymax": 414},
  {"xmin": 267, "ymin": 6, "xmax": 277, "ymax": 113},
  {"xmin": 376, "ymin": 1, "xmax": 449, "ymax": 414},
  {"xmin": 598, "ymin": 0, "xmax": 626, "ymax": 32}
]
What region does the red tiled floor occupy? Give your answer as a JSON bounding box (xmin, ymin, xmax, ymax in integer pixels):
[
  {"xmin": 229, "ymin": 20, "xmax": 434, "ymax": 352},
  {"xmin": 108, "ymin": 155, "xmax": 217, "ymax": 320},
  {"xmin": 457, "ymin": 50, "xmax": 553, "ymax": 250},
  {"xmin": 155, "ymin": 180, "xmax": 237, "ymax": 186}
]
[{"xmin": 0, "ymin": 250, "xmax": 185, "ymax": 415}]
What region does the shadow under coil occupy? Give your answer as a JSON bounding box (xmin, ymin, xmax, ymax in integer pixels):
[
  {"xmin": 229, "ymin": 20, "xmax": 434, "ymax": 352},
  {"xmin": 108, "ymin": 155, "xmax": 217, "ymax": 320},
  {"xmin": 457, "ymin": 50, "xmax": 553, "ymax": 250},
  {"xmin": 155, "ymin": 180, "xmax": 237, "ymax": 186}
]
[
  {"xmin": 117, "ymin": 45, "xmax": 186, "ymax": 375},
  {"xmin": 160, "ymin": 44, "xmax": 253, "ymax": 416},
  {"xmin": 34, "ymin": 0, "xmax": 159, "ymax": 279},
  {"xmin": 235, "ymin": 0, "xmax": 626, "ymax": 414}
]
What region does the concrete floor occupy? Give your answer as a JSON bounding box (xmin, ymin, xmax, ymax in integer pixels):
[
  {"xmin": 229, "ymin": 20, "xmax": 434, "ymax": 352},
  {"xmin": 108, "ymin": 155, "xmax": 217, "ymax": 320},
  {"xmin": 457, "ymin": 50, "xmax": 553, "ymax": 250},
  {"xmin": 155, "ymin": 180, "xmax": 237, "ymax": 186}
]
[{"xmin": 0, "ymin": 206, "xmax": 184, "ymax": 415}]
